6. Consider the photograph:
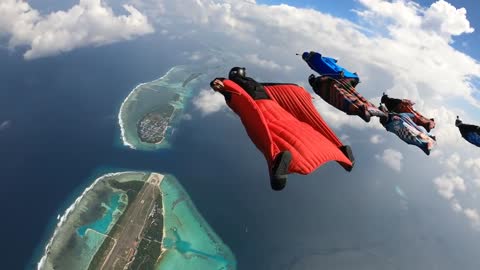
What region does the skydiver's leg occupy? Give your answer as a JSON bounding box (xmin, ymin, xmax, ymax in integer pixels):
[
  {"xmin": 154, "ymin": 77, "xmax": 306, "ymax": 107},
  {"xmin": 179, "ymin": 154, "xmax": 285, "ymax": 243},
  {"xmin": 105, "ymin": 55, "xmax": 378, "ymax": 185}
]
[
  {"xmin": 414, "ymin": 113, "xmax": 435, "ymax": 133},
  {"xmin": 415, "ymin": 125, "xmax": 435, "ymax": 140},
  {"xmin": 341, "ymin": 78, "xmax": 370, "ymax": 105},
  {"xmin": 329, "ymin": 79, "xmax": 373, "ymax": 122},
  {"xmin": 341, "ymin": 79, "xmax": 390, "ymax": 121},
  {"xmin": 339, "ymin": 145, "xmax": 355, "ymax": 171},
  {"xmin": 332, "ymin": 82, "xmax": 359, "ymax": 115},
  {"xmin": 314, "ymin": 77, "xmax": 347, "ymax": 112},
  {"xmin": 270, "ymin": 151, "xmax": 292, "ymax": 191},
  {"xmin": 312, "ymin": 76, "xmax": 369, "ymax": 121}
]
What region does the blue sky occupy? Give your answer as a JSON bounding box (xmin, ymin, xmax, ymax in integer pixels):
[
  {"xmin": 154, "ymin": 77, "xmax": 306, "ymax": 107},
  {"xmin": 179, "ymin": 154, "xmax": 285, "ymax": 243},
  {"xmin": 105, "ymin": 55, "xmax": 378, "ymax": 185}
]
[{"xmin": 259, "ymin": 0, "xmax": 480, "ymax": 60}]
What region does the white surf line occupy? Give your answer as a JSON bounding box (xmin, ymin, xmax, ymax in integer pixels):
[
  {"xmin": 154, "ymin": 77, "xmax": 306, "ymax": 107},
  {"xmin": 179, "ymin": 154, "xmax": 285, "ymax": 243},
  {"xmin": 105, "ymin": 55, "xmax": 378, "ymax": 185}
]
[
  {"xmin": 37, "ymin": 172, "xmax": 136, "ymax": 270},
  {"xmin": 118, "ymin": 67, "xmax": 178, "ymax": 149}
]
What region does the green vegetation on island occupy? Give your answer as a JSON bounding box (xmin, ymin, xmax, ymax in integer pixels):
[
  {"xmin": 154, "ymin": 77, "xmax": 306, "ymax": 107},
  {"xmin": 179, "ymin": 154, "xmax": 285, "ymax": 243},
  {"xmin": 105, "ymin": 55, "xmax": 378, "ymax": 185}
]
[{"xmin": 38, "ymin": 172, "xmax": 236, "ymax": 270}]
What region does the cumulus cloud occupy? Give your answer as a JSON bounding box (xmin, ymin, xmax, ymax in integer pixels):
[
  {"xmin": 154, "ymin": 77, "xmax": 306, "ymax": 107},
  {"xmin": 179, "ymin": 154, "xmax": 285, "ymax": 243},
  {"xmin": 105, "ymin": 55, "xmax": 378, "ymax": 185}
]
[
  {"xmin": 433, "ymin": 151, "xmax": 480, "ymax": 228},
  {"xmin": 124, "ymin": 0, "xmax": 480, "ymax": 231},
  {"xmin": 375, "ymin": 148, "xmax": 403, "ymax": 172},
  {"xmin": 0, "ymin": 120, "xmax": 11, "ymax": 131},
  {"xmin": 181, "ymin": 113, "xmax": 192, "ymax": 121},
  {"xmin": 474, "ymin": 179, "xmax": 480, "ymax": 188},
  {"xmin": 0, "ymin": 0, "xmax": 154, "ymax": 59},
  {"xmin": 312, "ymin": 98, "xmax": 379, "ymax": 130},
  {"xmin": 451, "ymin": 199, "xmax": 463, "ymax": 212},
  {"xmin": 356, "ymin": 0, "xmax": 474, "ymax": 42},
  {"xmin": 193, "ymin": 89, "xmax": 227, "ymax": 115},
  {"xmin": 132, "ymin": 0, "xmax": 480, "ymax": 128},
  {"xmin": 433, "ymin": 174, "xmax": 466, "ymax": 199},
  {"xmin": 445, "ymin": 152, "xmax": 461, "ymax": 171},
  {"xmin": 370, "ymin": 134, "xmax": 384, "ymax": 144},
  {"xmin": 465, "ymin": 158, "xmax": 480, "ymax": 176},
  {"xmin": 422, "ymin": 0, "xmax": 474, "ymax": 39},
  {"xmin": 464, "ymin": 208, "xmax": 480, "ymax": 228},
  {"xmin": 339, "ymin": 134, "xmax": 350, "ymax": 144},
  {"xmin": 245, "ymin": 54, "xmax": 293, "ymax": 71}
]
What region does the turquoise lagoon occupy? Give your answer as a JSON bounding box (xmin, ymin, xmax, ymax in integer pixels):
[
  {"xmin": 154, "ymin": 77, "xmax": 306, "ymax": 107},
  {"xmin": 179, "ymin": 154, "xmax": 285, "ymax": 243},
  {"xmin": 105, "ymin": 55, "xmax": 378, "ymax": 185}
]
[
  {"xmin": 37, "ymin": 172, "xmax": 140, "ymax": 270},
  {"xmin": 77, "ymin": 192, "xmax": 123, "ymax": 237},
  {"xmin": 158, "ymin": 175, "xmax": 236, "ymax": 270},
  {"xmin": 38, "ymin": 171, "xmax": 236, "ymax": 269}
]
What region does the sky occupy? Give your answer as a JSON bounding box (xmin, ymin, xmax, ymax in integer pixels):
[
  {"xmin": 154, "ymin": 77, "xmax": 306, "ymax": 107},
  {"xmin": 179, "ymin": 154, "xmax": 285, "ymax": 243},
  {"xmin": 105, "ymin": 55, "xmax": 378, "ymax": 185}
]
[
  {"xmin": 1, "ymin": 0, "xmax": 480, "ymax": 263},
  {"xmin": 258, "ymin": 0, "xmax": 480, "ymax": 60}
]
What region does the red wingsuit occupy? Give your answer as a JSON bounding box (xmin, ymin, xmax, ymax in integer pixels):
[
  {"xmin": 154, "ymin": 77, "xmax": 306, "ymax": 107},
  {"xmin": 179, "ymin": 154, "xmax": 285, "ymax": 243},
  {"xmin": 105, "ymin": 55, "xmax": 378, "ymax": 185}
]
[{"xmin": 219, "ymin": 79, "xmax": 353, "ymax": 174}]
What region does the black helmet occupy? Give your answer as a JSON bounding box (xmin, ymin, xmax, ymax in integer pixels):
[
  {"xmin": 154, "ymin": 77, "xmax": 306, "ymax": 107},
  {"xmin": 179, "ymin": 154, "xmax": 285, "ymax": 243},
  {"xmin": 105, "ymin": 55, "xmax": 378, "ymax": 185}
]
[
  {"xmin": 455, "ymin": 116, "xmax": 462, "ymax": 127},
  {"xmin": 229, "ymin": 67, "xmax": 246, "ymax": 79},
  {"xmin": 380, "ymin": 93, "xmax": 388, "ymax": 104}
]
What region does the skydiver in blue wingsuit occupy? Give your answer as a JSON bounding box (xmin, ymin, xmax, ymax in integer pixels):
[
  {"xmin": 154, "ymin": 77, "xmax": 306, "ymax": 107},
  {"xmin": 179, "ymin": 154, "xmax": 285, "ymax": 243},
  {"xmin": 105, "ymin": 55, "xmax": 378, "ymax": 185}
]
[{"xmin": 456, "ymin": 116, "xmax": 480, "ymax": 147}]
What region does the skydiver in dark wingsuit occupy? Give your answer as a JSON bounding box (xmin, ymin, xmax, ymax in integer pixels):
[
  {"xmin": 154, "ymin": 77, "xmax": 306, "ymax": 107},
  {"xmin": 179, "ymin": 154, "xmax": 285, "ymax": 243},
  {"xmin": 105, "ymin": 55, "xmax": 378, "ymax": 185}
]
[{"xmin": 456, "ymin": 116, "xmax": 480, "ymax": 147}]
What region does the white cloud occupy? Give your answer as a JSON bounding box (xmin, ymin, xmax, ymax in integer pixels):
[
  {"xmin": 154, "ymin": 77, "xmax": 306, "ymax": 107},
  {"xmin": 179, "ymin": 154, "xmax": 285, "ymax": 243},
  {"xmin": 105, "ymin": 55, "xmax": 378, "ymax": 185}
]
[
  {"xmin": 10, "ymin": 0, "xmax": 476, "ymax": 230},
  {"xmin": 451, "ymin": 199, "xmax": 463, "ymax": 212},
  {"xmin": 356, "ymin": 0, "xmax": 474, "ymax": 42},
  {"xmin": 133, "ymin": 0, "xmax": 480, "ymax": 124},
  {"xmin": 474, "ymin": 179, "xmax": 480, "ymax": 188},
  {"xmin": 183, "ymin": 50, "xmax": 204, "ymax": 61},
  {"xmin": 370, "ymin": 134, "xmax": 384, "ymax": 144},
  {"xmin": 464, "ymin": 208, "xmax": 480, "ymax": 228},
  {"xmin": 0, "ymin": 120, "xmax": 11, "ymax": 131},
  {"xmin": 465, "ymin": 158, "xmax": 480, "ymax": 176},
  {"xmin": 312, "ymin": 98, "xmax": 380, "ymax": 130},
  {"xmin": 245, "ymin": 54, "xmax": 289, "ymax": 71},
  {"xmin": 339, "ymin": 134, "xmax": 350, "ymax": 144},
  {"xmin": 375, "ymin": 148, "xmax": 403, "ymax": 172},
  {"xmin": 193, "ymin": 89, "xmax": 227, "ymax": 115},
  {"xmin": 0, "ymin": 0, "xmax": 154, "ymax": 59},
  {"xmin": 433, "ymin": 174, "xmax": 466, "ymax": 199},
  {"xmin": 181, "ymin": 113, "xmax": 192, "ymax": 121},
  {"xmin": 445, "ymin": 152, "xmax": 461, "ymax": 171},
  {"xmin": 422, "ymin": 0, "xmax": 474, "ymax": 39}
]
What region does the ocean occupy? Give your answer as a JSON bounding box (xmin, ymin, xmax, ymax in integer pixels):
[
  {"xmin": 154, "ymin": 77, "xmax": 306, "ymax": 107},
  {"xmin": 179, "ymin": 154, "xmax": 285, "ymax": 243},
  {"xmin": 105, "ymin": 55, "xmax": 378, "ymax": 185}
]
[{"xmin": 2, "ymin": 36, "xmax": 480, "ymax": 270}]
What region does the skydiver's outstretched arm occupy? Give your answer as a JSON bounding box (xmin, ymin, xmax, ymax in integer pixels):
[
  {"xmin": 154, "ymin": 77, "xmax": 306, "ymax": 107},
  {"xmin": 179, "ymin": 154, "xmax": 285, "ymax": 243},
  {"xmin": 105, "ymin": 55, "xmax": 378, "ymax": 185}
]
[
  {"xmin": 461, "ymin": 124, "xmax": 480, "ymax": 134},
  {"xmin": 211, "ymin": 78, "xmax": 234, "ymax": 102}
]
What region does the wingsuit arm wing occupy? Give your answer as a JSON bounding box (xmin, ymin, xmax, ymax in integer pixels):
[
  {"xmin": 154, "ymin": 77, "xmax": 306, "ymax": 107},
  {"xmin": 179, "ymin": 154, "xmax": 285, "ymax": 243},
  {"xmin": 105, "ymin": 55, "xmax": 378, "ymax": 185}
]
[
  {"xmin": 401, "ymin": 99, "xmax": 415, "ymax": 106},
  {"xmin": 222, "ymin": 80, "xmax": 279, "ymax": 165},
  {"xmin": 460, "ymin": 124, "xmax": 480, "ymax": 135}
]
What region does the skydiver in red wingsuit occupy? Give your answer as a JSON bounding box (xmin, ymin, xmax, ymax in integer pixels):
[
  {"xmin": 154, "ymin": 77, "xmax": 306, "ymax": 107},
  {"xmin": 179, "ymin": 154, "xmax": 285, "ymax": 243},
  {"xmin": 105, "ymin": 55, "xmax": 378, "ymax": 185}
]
[{"xmin": 210, "ymin": 67, "xmax": 354, "ymax": 191}]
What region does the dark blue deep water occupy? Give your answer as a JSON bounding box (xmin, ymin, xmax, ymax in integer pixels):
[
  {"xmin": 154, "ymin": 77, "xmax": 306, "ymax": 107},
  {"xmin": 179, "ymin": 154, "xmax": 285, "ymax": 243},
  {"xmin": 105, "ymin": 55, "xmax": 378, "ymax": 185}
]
[{"xmin": 2, "ymin": 36, "xmax": 480, "ymax": 270}]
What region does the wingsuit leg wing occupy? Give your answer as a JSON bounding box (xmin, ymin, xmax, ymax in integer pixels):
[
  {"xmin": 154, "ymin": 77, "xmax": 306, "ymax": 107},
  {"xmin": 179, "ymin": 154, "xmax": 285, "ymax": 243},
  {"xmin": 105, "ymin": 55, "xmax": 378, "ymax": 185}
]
[
  {"xmin": 309, "ymin": 75, "xmax": 385, "ymax": 122},
  {"xmin": 384, "ymin": 113, "xmax": 436, "ymax": 155},
  {"xmin": 262, "ymin": 82, "xmax": 355, "ymax": 171}
]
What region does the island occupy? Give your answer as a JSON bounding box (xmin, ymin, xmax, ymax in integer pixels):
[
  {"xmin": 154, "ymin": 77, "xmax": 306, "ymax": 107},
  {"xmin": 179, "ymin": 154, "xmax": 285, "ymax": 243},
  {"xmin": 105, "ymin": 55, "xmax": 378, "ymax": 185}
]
[
  {"xmin": 38, "ymin": 171, "xmax": 236, "ymax": 270},
  {"xmin": 118, "ymin": 65, "xmax": 222, "ymax": 150},
  {"xmin": 137, "ymin": 105, "xmax": 175, "ymax": 144}
]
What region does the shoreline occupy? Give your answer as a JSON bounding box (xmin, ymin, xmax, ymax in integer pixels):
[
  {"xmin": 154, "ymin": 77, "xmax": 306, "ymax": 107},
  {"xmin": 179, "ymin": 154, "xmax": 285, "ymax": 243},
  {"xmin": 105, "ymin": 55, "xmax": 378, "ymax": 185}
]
[
  {"xmin": 36, "ymin": 171, "xmax": 236, "ymax": 270},
  {"xmin": 36, "ymin": 171, "xmax": 140, "ymax": 270},
  {"xmin": 118, "ymin": 66, "xmax": 180, "ymax": 150}
]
